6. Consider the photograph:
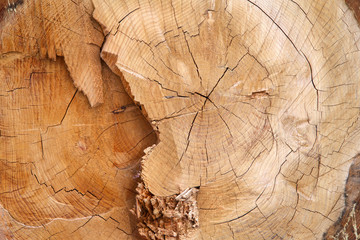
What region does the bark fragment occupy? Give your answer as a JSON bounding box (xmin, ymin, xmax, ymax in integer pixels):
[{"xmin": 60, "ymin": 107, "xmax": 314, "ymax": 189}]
[
  {"xmin": 325, "ymin": 155, "xmax": 360, "ymax": 240},
  {"xmin": 133, "ymin": 183, "xmax": 199, "ymax": 240}
]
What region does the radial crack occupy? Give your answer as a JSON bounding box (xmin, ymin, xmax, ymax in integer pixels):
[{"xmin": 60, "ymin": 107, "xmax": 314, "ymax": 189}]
[
  {"xmin": 176, "ymin": 111, "xmax": 199, "ymax": 165},
  {"xmin": 44, "ymin": 90, "xmax": 78, "ymax": 133},
  {"xmin": 182, "ymin": 30, "xmax": 203, "ymax": 87},
  {"xmin": 215, "ymin": 206, "xmax": 257, "ymax": 224},
  {"xmin": 207, "ymin": 67, "xmax": 229, "ymax": 98}
]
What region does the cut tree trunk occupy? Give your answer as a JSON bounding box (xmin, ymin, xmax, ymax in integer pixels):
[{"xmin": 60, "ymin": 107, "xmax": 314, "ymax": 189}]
[{"xmin": 1, "ymin": 0, "xmax": 360, "ymax": 239}]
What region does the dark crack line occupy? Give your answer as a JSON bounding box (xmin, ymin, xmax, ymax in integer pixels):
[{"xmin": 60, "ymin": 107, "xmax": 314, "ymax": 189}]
[
  {"xmin": 41, "ymin": 16, "xmax": 83, "ymax": 36},
  {"xmin": 116, "ymin": 227, "xmax": 132, "ymax": 236},
  {"xmin": 0, "ymin": 186, "xmax": 26, "ymax": 195},
  {"xmin": 113, "ymin": 7, "xmax": 140, "ymax": 36},
  {"xmin": 215, "ymin": 206, "xmax": 257, "ymax": 224},
  {"xmin": 246, "ymin": 0, "xmax": 319, "ymax": 100},
  {"xmin": 287, "ymin": 191, "xmax": 300, "ymax": 225},
  {"xmin": 200, "ymin": 118, "xmax": 210, "ymax": 182},
  {"xmin": 288, "ymin": 0, "xmax": 313, "ymax": 24},
  {"xmin": 175, "ymin": 111, "xmax": 199, "ymax": 166},
  {"xmin": 218, "ymin": 112, "xmax": 233, "ymax": 137},
  {"xmin": 224, "ymin": 0, "xmax": 234, "ymax": 62},
  {"xmin": 40, "ymin": 133, "xmax": 45, "ymax": 160},
  {"xmin": 6, "ymin": 72, "xmax": 51, "ymax": 93},
  {"xmin": 152, "ymin": 109, "xmax": 198, "ymax": 122},
  {"xmin": 227, "ymin": 223, "xmax": 235, "ymax": 240},
  {"xmin": 44, "ymin": 90, "xmax": 78, "ymax": 133},
  {"xmin": 95, "ymin": 117, "xmax": 142, "ymax": 142},
  {"xmin": 247, "ymin": 52, "xmax": 270, "ymax": 76},
  {"xmin": 152, "ymin": 77, "xmax": 189, "ymax": 98},
  {"xmin": 238, "ymin": 149, "xmax": 267, "ymax": 179},
  {"xmin": 6, "ymin": 87, "xmax": 27, "ymax": 92},
  {"xmin": 26, "ymin": 72, "xmax": 53, "ymax": 82},
  {"xmin": 111, "ymin": 103, "xmax": 136, "ymax": 114},
  {"xmin": 221, "ymin": 106, "xmax": 246, "ymax": 124},
  {"xmin": 301, "ymin": 223, "xmax": 316, "ymax": 237},
  {"xmin": 182, "ymin": 30, "xmax": 203, "ymax": 87},
  {"xmin": 164, "ymin": 95, "xmax": 189, "ymax": 99},
  {"xmin": 113, "ymin": 30, "xmax": 155, "ymax": 58},
  {"xmin": 246, "ymin": 0, "xmax": 300, "ymax": 54},
  {"xmin": 194, "ymin": 91, "xmax": 208, "ymax": 99},
  {"xmin": 207, "ymin": 67, "xmax": 229, "ymax": 98},
  {"xmin": 118, "ymin": 61, "xmax": 188, "ymax": 97},
  {"xmin": 126, "ymin": 130, "xmax": 155, "ymax": 154},
  {"xmin": 224, "ymin": 144, "xmax": 238, "ymax": 178},
  {"xmin": 153, "ymin": 94, "xmax": 229, "ymax": 122},
  {"xmin": 205, "ymin": 138, "xmax": 210, "ymax": 164},
  {"xmin": 67, "ymin": 153, "xmax": 97, "ymax": 180},
  {"xmin": 194, "ymin": 92, "xmax": 218, "ymax": 109},
  {"xmin": 118, "ymin": 7, "xmax": 140, "ymax": 25},
  {"xmin": 301, "ymin": 51, "xmax": 319, "ymax": 111},
  {"xmin": 30, "ymin": 169, "xmax": 100, "ymax": 200},
  {"xmin": 0, "ymin": 132, "xmax": 17, "ymax": 138},
  {"xmin": 327, "ymin": 192, "xmax": 342, "ymax": 218},
  {"xmin": 154, "ymin": 39, "xmax": 167, "ymax": 48},
  {"xmin": 302, "ymin": 208, "xmax": 335, "ymax": 222},
  {"xmin": 142, "ymin": 58, "xmax": 191, "ymax": 97},
  {"xmin": 270, "ymin": 159, "xmax": 287, "ymax": 198},
  {"xmin": 224, "ymin": 99, "xmax": 268, "ymax": 115},
  {"xmin": 170, "ymin": 0, "xmax": 180, "ymax": 29},
  {"xmin": 100, "ymin": 31, "xmax": 110, "ymax": 52},
  {"xmin": 229, "ymin": 52, "xmax": 249, "ymax": 72},
  {"xmin": 46, "ymin": 230, "xmax": 64, "ymax": 240},
  {"xmin": 255, "ymin": 186, "xmax": 268, "ymax": 206},
  {"xmin": 159, "ymin": 57, "xmax": 183, "ymax": 78},
  {"xmin": 247, "ymin": 0, "xmax": 318, "ymax": 113},
  {"xmin": 143, "ymin": 58, "xmax": 183, "ymax": 88},
  {"xmin": 71, "ymin": 216, "xmax": 94, "ymax": 233}
]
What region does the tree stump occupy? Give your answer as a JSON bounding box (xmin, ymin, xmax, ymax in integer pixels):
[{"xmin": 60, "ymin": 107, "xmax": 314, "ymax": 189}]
[{"xmin": 1, "ymin": 0, "xmax": 360, "ymax": 239}]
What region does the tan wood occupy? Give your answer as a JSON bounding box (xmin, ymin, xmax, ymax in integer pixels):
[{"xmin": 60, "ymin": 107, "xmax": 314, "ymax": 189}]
[
  {"xmin": 0, "ymin": 0, "xmax": 104, "ymax": 106},
  {"xmin": 0, "ymin": 54, "xmax": 156, "ymax": 239},
  {"xmin": 93, "ymin": 0, "xmax": 360, "ymax": 239},
  {"xmin": 1, "ymin": 0, "xmax": 360, "ymax": 239},
  {"xmin": 0, "ymin": 2, "xmax": 158, "ymax": 238},
  {"xmin": 325, "ymin": 155, "xmax": 360, "ymax": 239}
]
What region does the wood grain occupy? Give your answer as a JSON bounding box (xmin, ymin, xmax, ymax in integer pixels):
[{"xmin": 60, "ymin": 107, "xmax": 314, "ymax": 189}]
[
  {"xmin": 324, "ymin": 155, "xmax": 360, "ymax": 239},
  {"xmin": 346, "ymin": 0, "xmax": 360, "ymax": 26},
  {"xmin": 1, "ymin": 0, "xmax": 360, "ymax": 239},
  {"xmin": 0, "ymin": 0, "xmax": 104, "ymax": 106},
  {"xmin": 323, "ymin": 1, "xmax": 360, "ymax": 239},
  {"xmin": 93, "ymin": 0, "xmax": 360, "ymax": 239},
  {"xmin": 0, "ymin": 56, "xmax": 156, "ymax": 239}
]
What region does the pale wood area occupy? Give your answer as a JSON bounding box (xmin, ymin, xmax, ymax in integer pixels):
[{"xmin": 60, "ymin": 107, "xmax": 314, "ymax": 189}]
[
  {"xmin": 94, "ymin": 0, "xmax": 360, "ymax": 239},
  {"xmin": 1, "ymin": 0, "xmax": 360, "ymax": 239}
]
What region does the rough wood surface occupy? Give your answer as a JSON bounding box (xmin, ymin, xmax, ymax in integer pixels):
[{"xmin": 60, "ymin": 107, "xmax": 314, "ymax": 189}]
[
  {"xmin": 325, "ymin": 1, "xmax": 360, "ymax": 238},
  {"xmin": 1, "ymin": 0, "xmax": 360, "ymax": 239},
  {"xmin": 134, "ymin": 183, "xmax": 199, "ymax": 240},
  {"xmin": 93, "ymin": 0, "xmax": 360, "ymax": 239},
  {"xmin": 325, "ymin": 155, "xmax": 360, "ymax": 239},
  {"xmin": 346, "ymin": 0, "xmax": 360, "ymax": 27},
  {"xmin": 0, "ymin": 0, "xmax": 104, "ymax": 106},
  {"xmin": 0, "ymin": 56, "xmax": 156, "ymax": 239}
]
